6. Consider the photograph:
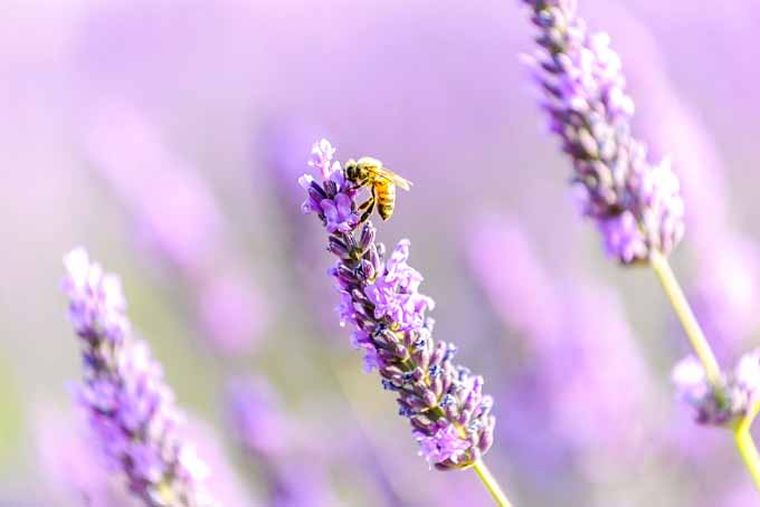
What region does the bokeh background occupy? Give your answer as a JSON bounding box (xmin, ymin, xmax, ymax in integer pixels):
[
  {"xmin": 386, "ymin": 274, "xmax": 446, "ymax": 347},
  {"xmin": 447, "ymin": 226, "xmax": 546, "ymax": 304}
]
[{"xmin": 1, "ymin": 0, "xmax": 760, "ymax": 505}]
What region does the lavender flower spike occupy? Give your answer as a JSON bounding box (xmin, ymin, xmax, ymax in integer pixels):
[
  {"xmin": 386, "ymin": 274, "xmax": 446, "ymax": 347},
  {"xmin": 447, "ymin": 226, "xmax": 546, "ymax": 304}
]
[
  {"xmin": 62, "ymin": 247, "xmax": 215, "ymax": 507},
  {"xmin": 300, "ymin": 139, "xmax": 495, "ymax": 470},
  {"xmin": 522, "ymin": 0, "xmax": 684, "ymax": 264}
]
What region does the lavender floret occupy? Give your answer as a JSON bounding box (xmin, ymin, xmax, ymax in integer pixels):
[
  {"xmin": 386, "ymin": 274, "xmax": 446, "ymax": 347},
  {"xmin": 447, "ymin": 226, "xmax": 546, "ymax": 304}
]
[
  {"xmin": 673, "ymin": 351, "xmax": 760, "ymax": 427},
  {"xmin": 300, "ymin": 139, "xmax": 495, "ymax": 470},
  {"xmin": 62, "ymin": 247, "xmax": 215, "ymax": 507},
  {"xmin": 522, "ymin": 0, "xmax": 685, "ymax": 264}
]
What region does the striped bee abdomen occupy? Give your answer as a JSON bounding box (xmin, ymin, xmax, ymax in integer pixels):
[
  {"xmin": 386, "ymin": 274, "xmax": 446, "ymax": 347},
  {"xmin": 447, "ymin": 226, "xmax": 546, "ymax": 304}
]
[{"xmin": 375, "ymin": 181, "xmax": 396, "ymax": 221}]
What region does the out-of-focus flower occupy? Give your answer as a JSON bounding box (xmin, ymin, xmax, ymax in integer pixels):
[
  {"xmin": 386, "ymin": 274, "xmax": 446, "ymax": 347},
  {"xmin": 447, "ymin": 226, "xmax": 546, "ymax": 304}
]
[
  {"xmin": 673, "ymin": 351, "xmax": 760, "ymax": 426},
  {"xmin": 466, "ymin": 216, "xmax": 655, "ymax": 477},
  {"xmin": 33, "ymin": 405, "xmax": 134, "ymax": 507},
  {"xmin": 225, "ymin": 377, "xmax": 337, "ymax": 506},
  {"xmin": 84, "ymin": 102, "xmax": 222, "ymax": 277},
  {"xmin": 521, "ymin": 0, "xmax": 684, "ymax": 264},
  {"xmin": 84, "ymin": 101, "xmax": 266, "ymax": 355},
  {"xmin": 197, "ymin": 273, "xmax": 266, "ymax": 356},
  {"xmin": 613, "ymin": 5, "xmax": 760, "ymax": 359},
  {"xmin": 176, "ymin": 418, "xmax": 257, "ymax": 507},
  {"xmin": 467, "ymin": 215, "xmax": 562, "ymax": 348},
  {"xmin": 225, "ymin": 376, "xmax": 289, "ymax": 460},
  {"xmin": 61, "ymin": 247, "xmax": 216, "ymax": 507},
  {"xmin": 301, "ymin": 139, "xmax": 495, "ymax": 470}
]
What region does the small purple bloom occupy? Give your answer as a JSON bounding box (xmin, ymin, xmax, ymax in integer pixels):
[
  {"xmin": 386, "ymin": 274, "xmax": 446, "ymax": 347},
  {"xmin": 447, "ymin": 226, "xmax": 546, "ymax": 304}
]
[
  {"xmin": 673, "ymin": 350, "xmax": 760, "ymax": 427},
  {"xmin": 62, "ymin": 247, "xmax": 216, "ymax": 507},
  {"xmin": 308, "ymin": 138, "xmax": 340, "ymax": 180},
  {"xmin": 415, "ymin": 425, "xmax": 472, "ymax": 468},
  {"xmin": 321, "ymin": 193, "xmax": 357, "ymax": 233},
  {"xmin": 301, "ymin": 139, "xmax": 495, "ymax": 470}
]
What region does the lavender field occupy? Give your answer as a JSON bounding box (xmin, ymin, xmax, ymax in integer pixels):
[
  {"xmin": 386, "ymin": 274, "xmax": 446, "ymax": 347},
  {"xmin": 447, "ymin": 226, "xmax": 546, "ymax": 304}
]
[{"xmin": 1, "ymin": 0, "xmax": 760, "ymax": 505}]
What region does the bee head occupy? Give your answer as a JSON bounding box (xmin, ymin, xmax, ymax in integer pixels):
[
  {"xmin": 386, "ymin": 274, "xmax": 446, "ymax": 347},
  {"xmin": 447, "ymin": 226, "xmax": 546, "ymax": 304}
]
[{"xmin": 344, "ymin": 159, "xmax": 361, "ymax": 182}]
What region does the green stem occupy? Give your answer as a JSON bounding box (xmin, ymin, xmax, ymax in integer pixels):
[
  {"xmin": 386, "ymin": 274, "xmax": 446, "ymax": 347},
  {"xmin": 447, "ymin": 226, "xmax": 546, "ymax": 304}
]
[
  {"xmin": 649, "ymin": 250, "xmax": 723, "ymax": 387},
  {"xmin": 734, "ymin": 403, "xmax": 760, "ymax": 491},
  {"xmin": 472, "ymin": 460, "xmax": 513, "ymax": 507},
  {"xmin": 650, "ymin": 250, "xmax": 760, "ymax": 492}
]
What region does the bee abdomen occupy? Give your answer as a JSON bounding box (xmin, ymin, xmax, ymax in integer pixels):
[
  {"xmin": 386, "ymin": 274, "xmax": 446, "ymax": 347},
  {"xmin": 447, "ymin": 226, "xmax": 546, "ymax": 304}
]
[{"xmin": 376, "ymin": 183, "xmax": 396, "ymax": 221}]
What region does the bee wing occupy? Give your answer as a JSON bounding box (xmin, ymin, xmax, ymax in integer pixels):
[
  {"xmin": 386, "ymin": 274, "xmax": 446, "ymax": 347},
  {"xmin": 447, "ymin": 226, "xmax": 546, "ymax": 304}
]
[{"xmin": 367, "ymin": 166, "xmax": 413, "ymax": 191}]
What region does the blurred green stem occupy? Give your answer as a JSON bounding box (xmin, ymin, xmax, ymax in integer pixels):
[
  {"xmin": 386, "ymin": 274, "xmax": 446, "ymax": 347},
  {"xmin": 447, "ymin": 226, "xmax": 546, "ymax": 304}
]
[
  {"xmin": 472, "ymin": 460, "xmax": 513, "ymax": 507},
  {"xmin": 734, "ymin": 402, "xmax": 760, "ymax": 491},
  {"xmin": 650, "ymin": 250, "xmax": 760, "ymax": 492},
  {"xmin": 649, "ymin": 251, "xmax": 722, "ymax": 387}
]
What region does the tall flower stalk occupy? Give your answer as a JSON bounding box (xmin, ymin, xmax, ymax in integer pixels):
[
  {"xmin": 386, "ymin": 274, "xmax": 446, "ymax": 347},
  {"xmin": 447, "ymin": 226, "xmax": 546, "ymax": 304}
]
[
  {"xmin": 520, "ymin": 0, "xmax": 760, "ymax": 492},
  {"xmin": 300, "ymin": 139, "xmax": 511, "ymax": 506},
  {"xmin": 263, "ymin": 121, "xmax": 437, "ymax": 506},
  {"xmin": 61, "ymin": 247, "xmax": 216, "ymax": 506}
]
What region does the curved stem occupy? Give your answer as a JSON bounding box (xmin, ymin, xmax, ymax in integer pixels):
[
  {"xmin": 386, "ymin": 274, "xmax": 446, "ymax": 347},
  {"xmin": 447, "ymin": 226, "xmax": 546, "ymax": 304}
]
[
  {"xmin": 472, "ymin": 460, "xmax": 513, "ymax": 507},
  {"xmin": 734, "ymin": 402, "xmax": 760, "ymax": 491},
  {"xmin": 735, "ymin": 427, "xmax": 760, "ymax": 491},
  {"xmin": 650, "ymin": 250, "xmax": 760, "ymax": 492}
]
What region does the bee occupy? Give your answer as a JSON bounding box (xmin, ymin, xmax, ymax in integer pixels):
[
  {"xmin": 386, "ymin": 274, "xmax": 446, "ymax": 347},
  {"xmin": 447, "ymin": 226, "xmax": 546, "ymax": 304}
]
[{"xmin": 344, "ymin": 156, "xmax": 412, "ymax": 223}]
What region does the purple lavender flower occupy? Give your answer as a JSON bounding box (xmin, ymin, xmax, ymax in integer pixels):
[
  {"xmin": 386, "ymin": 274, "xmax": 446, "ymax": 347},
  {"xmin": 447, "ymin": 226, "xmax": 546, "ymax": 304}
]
[
  {"xmin": 62, "ymin": 247, "xmax": 215, "ymax": 507},
  {"xmin": 300, "ymin": 139, "xmax": 495, "ymax": 470},
  {"xmin": 673, "ymin": 351, "xmax": 760, "ymax": 427},
  {"xmin": 521, "ymin": 0, "xmax": 684, "ymax": 264}
]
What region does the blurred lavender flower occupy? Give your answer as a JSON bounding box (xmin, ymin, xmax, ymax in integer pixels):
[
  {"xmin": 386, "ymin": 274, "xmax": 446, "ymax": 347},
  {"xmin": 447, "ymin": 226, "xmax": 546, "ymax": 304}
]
[
  {"xmin": 300, "ymin": 139, "xmax": 494, "ymax": 470},
  {"xmin": 225, "ymin": 377, "xmax": 338, "ymax": 506},
  {"xmin": 176, "ymin": 418, "xmax": 256, "ymax": 507},
  {"xmin": 673, "ymin": 351, "xmax": 760, "ymax": 426},
  {"xmin": 226, "ymin": 376, "xmax": 289, "ymax": 461},
  {"xmin": 466, "ymin": 216, "xmax": 655, "ymax": 477},
  {"xmin": 467, "ymin": 215, "xmax": 562, "ymax": 348},
  {"xmin": 615, "ymin": 8, "xmax": 760, "ymax": 358},
  {"xmin": 521, "ymin": 0, "xmax": 684, "ymax": 263},
  {"xmin": 62, "ymin": 247, "xmax": 215, "ymax": 507},
  {"xmin": 33, "ymin": 405, "xmax": 134, "ymax": 507},
  {"xmin": 85, "ymin": 101, "xmax": 266, "ymax": 355}
]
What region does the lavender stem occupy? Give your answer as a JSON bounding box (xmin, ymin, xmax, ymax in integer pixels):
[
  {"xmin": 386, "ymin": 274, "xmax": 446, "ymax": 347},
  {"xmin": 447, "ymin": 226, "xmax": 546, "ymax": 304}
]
[
  {"xmin": 650, "ymin": 250, "xmax": 760, "ymax": 491},
  {"xmin": 650, "ymin": 251, "xmax": 722, "ymax": 387},
  {"xmin": 472, "ymin": 461, "xmax": 512, "ymax": 507},
  {"xmin": 733, "ymin": 395, "xmax": 760, "ymax": 490}
]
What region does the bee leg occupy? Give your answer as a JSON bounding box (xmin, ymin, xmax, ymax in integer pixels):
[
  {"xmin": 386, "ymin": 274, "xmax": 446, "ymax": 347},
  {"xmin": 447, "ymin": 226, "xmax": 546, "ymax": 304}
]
[{"xmin": 357, "ymin": 197, "xmax": 375, "ymax": 224}]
